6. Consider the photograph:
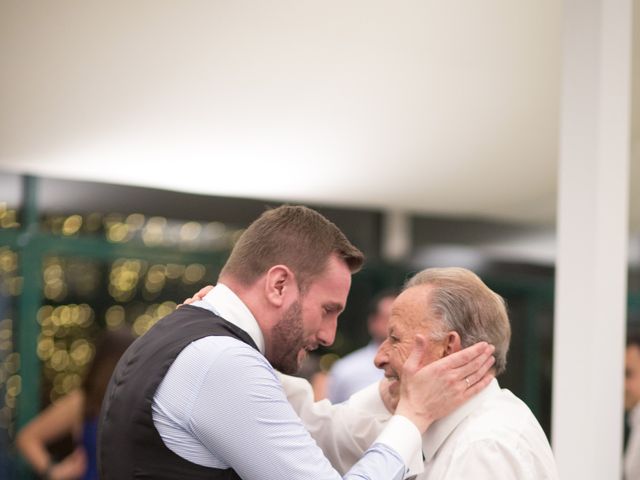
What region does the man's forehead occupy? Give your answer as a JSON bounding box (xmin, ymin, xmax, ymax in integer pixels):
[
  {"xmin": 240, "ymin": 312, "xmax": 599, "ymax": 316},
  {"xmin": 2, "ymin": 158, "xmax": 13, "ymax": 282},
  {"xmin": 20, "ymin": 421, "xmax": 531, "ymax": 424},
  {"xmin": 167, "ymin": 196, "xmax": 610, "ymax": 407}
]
[
  {"xmin": 389, "ymin": 289, "xmax": 416, "ymax": 315},
  {"xmin": 388, "ymin": 309, "xmax": 422, "ymax": 335},
  {"xmin": 306, "ymin": 256, "xmax": 351, "ymax": 296},
  {"xmin": 395, "ymin": 284, "xmax": 433, "ymax": 305},
  {"xmin": 387, "ymin": 309, "xmax": 406, "ymax": 330},
  {"xmin": 390, "ymin": 286, "xmax": 432, "ymax": 322}
]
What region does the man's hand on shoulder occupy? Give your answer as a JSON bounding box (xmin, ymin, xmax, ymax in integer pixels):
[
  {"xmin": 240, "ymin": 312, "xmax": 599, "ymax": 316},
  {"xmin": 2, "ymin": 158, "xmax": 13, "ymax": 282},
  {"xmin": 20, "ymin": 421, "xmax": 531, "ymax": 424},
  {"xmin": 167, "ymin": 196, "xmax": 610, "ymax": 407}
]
[{"xmin": 178, "ymin": 285, "xmax": 214, "ymax": 308}]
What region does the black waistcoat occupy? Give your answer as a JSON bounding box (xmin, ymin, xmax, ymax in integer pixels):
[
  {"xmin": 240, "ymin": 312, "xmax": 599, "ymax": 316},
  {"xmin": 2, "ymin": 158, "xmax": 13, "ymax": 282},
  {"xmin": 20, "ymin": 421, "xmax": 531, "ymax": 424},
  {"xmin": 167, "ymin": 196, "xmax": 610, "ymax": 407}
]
[{"xmin": 98, "ymin": 305, "xmax": 258, "ymax": 479}]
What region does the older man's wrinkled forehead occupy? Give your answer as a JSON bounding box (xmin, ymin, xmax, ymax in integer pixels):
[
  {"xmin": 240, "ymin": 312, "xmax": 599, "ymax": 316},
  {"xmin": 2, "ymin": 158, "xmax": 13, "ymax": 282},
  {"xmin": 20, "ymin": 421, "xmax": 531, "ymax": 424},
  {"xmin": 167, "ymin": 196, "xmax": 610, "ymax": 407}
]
[{"xmin": 389, "ymin": 284, "xmax": 439, "ymax": 331}]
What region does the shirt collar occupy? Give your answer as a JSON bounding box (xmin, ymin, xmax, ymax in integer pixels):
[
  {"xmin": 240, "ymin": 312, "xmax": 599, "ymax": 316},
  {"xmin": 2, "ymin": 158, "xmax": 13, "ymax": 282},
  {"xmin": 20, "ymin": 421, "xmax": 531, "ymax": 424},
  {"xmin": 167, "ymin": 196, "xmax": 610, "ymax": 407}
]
[
  {"xmin": 422, "ymin": 378, "xmax": 500, "ymax": 462},
  {"xmin": 192, "ymin": 283, "xmax": 266, "ymax": 354}
]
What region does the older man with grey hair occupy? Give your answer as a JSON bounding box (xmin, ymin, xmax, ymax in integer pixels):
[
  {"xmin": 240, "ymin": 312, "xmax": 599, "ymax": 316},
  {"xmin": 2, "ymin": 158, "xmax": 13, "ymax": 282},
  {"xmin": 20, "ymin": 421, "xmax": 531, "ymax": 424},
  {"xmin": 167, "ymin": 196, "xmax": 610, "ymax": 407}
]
[{"xmin": 282, "ymin": 267, "xmax": 559, "ymax": 479}]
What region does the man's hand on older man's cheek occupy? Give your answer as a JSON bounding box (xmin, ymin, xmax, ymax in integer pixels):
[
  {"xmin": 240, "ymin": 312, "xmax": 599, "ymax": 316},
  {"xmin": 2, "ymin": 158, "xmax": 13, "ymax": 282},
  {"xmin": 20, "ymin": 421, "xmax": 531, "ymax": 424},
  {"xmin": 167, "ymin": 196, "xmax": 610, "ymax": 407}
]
[{"xmin": 393, "ymin": 338, "xmax": 495, "ymax": 432}]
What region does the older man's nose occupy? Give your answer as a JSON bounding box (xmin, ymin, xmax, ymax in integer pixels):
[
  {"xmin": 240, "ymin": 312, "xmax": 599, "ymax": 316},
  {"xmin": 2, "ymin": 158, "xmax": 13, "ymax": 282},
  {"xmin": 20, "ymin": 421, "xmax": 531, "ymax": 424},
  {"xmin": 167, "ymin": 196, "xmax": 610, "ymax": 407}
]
[{"xmin": 374, "ymin": 341, "xmax": 389, "ymax": 369}]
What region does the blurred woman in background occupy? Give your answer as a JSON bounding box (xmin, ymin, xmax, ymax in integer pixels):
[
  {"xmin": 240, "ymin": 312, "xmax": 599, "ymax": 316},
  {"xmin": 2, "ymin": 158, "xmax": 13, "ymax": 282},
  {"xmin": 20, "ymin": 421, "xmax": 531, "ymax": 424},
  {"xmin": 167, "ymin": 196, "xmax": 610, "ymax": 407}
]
[{"xmin": 17, "ymin": 328, "xmax": 134, "ymax": 480}]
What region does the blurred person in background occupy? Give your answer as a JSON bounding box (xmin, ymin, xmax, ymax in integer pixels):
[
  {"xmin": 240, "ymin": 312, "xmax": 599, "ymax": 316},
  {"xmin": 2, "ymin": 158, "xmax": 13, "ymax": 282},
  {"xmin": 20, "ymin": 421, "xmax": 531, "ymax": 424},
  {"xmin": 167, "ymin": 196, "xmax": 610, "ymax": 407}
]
[
  {"xmin": 297, "ymin": 352, "xmax": 330, "ymax": 401},
  {"xmin": 624, "ymin": 333, "xmax": 640, "ymax": 480},
  {"xmin": 327, "ymin": 289, "xmax": 398, "ymax": 403},
  {"xmin": 17, "ymin": 328, "xmax": 134, "ymax": 480}
]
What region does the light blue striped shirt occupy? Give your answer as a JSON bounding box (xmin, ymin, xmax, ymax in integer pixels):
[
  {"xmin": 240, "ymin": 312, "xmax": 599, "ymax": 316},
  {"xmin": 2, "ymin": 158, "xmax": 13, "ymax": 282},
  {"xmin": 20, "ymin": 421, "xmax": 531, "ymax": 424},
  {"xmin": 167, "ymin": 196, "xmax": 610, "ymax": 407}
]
[{"xmin": 152, "ymin": 284, "xmax": 422, "ymax": 479}]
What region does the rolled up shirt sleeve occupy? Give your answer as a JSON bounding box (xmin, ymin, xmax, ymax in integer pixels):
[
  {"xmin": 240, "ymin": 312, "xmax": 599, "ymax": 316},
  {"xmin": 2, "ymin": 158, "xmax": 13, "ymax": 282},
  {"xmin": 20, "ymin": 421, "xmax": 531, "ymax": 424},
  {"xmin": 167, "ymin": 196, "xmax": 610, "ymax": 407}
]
[{"xmin": 279, "ymin": 373, "xmax": 424, "ymax": 478}]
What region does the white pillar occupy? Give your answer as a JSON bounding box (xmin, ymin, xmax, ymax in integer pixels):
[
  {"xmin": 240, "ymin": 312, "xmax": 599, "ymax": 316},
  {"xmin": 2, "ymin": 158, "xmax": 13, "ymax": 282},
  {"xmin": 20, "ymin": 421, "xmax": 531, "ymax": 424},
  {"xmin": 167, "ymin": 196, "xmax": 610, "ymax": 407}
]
[
  {"xmin": 381, "ymin": 210, "xmax": 411, "ymax": 262},
  {"xmin": 553, "ymin": 0, "xmax": 632, "ymax": 478}
]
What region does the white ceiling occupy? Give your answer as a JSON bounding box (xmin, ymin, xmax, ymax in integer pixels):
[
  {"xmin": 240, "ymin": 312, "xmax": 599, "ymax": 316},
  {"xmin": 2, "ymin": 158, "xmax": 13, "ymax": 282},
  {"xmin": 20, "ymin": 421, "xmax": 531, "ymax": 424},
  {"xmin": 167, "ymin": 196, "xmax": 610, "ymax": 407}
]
[{"xmin": 0, "ymin": 1, "xmax": 637, "ymax": 228}]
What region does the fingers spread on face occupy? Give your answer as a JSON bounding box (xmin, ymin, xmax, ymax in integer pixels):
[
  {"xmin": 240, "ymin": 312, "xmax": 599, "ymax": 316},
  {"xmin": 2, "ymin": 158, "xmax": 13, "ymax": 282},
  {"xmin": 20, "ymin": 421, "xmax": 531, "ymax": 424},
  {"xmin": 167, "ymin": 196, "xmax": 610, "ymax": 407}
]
[
  {"xmin": 402, "ymin": 335, "xmax": 428, "ymax": 376},
  {"xmin": 463, "ymin": 370, "xmax": 495, "ymax": 399},
  {"xmin": 438, "ymin": 341, "xmax": 491, "ymax": 370},
  {"xmin": 458, "ymin": 355, "xmax": 495, "ymax": 396},
  {"xmin": 451, "ymin": 343, "xmax": 495, "ymax": 381}
]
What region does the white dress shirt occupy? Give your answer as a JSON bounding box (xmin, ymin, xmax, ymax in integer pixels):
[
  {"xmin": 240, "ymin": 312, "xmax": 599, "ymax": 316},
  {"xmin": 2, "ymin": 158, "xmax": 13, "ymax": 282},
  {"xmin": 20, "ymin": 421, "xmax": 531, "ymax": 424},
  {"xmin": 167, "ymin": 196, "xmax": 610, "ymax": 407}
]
[
  {"xmin": 151, "ymin": 283, "xmax": 424, "ymax": 480},
  {"xmin": 625, "ymin": 404, "xmax": 640, "ymax": 480},
  {"xmin": 282, "ymin": 375, "xmax": 559, "ymax": 480}
]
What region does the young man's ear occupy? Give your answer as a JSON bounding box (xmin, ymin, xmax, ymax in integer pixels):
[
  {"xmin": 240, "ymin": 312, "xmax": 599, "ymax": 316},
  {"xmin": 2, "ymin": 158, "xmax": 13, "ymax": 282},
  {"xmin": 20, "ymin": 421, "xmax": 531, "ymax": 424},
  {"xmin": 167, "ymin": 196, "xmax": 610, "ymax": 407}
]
[
  {"xmin": 264, "ymin": 265, "xmax": 296, "ymax": 307},
  {"xmin": 444, "ymin": 331, "xmax": 462, "ymax": 356}
]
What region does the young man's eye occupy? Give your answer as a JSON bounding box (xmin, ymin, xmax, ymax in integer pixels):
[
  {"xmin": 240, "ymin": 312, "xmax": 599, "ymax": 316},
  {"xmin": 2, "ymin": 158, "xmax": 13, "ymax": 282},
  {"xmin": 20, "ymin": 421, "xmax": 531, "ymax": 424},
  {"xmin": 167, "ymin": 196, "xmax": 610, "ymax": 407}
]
[{"xmin": 323, "ymin": 305, "xmax": 342, "ymax": 316}]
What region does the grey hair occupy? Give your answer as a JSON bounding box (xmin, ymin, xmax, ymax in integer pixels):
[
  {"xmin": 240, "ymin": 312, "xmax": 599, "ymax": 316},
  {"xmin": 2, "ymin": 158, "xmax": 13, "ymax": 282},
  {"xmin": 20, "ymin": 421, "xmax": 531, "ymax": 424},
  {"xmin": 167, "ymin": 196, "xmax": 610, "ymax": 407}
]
[{"xmin": 404, "ymin": 267, "xmax": 511, "ymax": 375}]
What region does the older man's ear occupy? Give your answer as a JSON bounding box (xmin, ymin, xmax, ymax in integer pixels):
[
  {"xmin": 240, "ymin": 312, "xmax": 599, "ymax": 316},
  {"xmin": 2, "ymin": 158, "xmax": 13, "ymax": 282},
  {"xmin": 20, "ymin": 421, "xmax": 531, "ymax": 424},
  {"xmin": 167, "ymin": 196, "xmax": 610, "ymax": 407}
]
[{"xmin": 443, "ymin": 331, "xmax": 462, "ymax": 357}]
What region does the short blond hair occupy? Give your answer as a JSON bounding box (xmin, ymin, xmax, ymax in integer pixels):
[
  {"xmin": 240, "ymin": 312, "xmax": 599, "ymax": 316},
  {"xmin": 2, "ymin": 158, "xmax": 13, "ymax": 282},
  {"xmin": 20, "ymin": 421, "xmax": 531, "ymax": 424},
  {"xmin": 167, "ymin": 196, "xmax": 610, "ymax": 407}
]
[
  {"xmin": 405, "ymin": 267, "xmax": 511, "ymax": 375},
  {"xmin": 220, "ymin": 205, "xmax": 364, "ymax": 290}
]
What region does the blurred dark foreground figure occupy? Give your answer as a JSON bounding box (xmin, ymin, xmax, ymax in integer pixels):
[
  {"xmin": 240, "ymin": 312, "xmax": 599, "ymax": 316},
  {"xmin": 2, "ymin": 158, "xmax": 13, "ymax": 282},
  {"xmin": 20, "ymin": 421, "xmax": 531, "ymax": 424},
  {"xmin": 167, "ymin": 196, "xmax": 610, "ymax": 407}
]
[{"xmin": 17, "ymin": 328, "xmax": 134, "ymax": 480}]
